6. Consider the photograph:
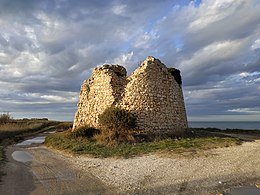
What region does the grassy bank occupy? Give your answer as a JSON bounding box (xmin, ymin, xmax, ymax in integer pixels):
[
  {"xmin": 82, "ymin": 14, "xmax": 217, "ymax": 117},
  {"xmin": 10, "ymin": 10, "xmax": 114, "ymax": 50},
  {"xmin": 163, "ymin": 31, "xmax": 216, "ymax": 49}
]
[
  {"xmin": 0, "ymin": 120, "xmax": 59, "ymax": 142},
  {"xmin": 45, "ymin": 130, "xmax": 242, "ymax": 158},
  {"xmin": 0, "ymin": 120, "xmax": 72, "ymax": 149}
]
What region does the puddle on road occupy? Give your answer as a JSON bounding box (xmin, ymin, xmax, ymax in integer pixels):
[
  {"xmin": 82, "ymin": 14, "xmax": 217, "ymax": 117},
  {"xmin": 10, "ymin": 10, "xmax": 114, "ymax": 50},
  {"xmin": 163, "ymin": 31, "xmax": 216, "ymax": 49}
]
[
  {"xmin": 12, "ymin": 151, "xmax": 33, "ymax": 163},
  {"xmin": 16, "ymin": 136, "xmax": 46, "ymax": 146},
  {"xmin": 44, "ymin": 131, "xmax": 56, "ymax": 134},
  {"xmin": 227, "ymin": 186, "xmax": 260, "ymax": 195}
]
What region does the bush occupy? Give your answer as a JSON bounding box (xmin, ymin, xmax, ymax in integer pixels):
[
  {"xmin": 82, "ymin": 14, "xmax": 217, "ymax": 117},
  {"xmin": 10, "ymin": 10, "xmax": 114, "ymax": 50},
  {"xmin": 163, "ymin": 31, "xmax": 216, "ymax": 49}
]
[
  {"xmin": 55, "ymin": 122, "xmax": 73, "ymax": 131},
  {"xmin": 69, "ymin": 125, "xmax": 100, "ymax": 138},
  {"xmin": 0, "ymin": 113, "xmax": 12, "ymax": 124},
  {"xmin": 94, "ymin": 128, "xmax": 136, "ymax": 146},
  {"xmin": 98, "ymin": 106, "xmax": 136, "ymax": 130},
  {"xmin": 97, "ymin": 106, "xmax": 137, "ymax": 145}
]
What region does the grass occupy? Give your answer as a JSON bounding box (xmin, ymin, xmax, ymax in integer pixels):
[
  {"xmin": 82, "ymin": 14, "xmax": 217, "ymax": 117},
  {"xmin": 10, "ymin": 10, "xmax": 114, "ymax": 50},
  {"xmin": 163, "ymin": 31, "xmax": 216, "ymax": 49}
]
[
  {"xmin": 45, "ymin": 130, "xmax": 242, "ymax": 158},
  {"xmin": 0, "ymin": 119, "xmax": 57, "ymax": 163},
  {"xmin": 0, "ymin": 119, "xmax": 72, "ymax": 181},
  {"xmin": 0, "ymin": 122, "xmax": 43, "ymax": 139},
  {"xmin": 0, "ymin": 120, "xmax": 64, "ymax": 142}
]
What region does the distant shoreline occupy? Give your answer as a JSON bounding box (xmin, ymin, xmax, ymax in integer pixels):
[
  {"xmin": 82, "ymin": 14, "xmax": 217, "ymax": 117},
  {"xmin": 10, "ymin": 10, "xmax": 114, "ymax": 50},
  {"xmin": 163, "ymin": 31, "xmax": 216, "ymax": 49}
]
[{"xmin": 189, "ymin": 121, "xmax": 260, "ymax": 130}]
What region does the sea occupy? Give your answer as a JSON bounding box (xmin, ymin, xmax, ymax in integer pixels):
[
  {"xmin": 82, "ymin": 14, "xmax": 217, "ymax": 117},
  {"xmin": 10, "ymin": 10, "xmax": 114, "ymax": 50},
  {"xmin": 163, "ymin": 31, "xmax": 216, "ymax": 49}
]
[{"xmin": 188, "ymin": 121, "xmax": 260, "ymax": 130}]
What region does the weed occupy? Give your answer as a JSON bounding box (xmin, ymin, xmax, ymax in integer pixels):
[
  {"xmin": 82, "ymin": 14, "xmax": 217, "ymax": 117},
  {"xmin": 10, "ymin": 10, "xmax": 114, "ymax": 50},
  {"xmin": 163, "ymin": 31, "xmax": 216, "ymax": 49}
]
[
  {"xmin": 0, "ymin": 113, "xmax": 12, "ymax": 124},
  {"xmin": 97, "ymin": 106, "xmax": 137, "ymax": 145},
  {"xmin": 69, "ymin": 125, "xmax": 100, "ymax": 138},
  {"xmin": 45, "ymin": 130, "xmax": 241, "ymax": 158},
  {"xmin": 55, "ymin": 122, "xmax": 73, "ymax": 131},
  {"xmin": 99, "ymin": 106, "xmax": 136, "ymax": 130}
]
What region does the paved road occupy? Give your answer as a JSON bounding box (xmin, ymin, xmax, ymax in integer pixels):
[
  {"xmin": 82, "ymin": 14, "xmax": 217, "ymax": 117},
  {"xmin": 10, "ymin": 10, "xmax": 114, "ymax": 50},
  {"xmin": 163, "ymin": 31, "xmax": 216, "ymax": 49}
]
[{"xmin": 0, "ymin": 133, "xmax": 112, "ymax": 195}]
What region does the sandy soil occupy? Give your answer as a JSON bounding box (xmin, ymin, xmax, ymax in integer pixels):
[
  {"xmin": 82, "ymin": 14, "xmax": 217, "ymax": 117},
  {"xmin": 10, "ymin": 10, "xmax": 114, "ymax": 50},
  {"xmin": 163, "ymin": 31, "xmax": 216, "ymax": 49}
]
[
  {"xmin": 0, "ymin": 133, "xmax": 259, "ymax": 195},
  {"xmin": 61, "ymin": 138, "xmax": 260, "ymax": 195}
]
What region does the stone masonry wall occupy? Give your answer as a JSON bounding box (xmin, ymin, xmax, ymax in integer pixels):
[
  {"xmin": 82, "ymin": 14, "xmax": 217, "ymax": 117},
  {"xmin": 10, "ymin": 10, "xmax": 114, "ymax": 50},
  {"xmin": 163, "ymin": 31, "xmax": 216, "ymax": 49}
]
[
  {"xmin": 73, "ymin": 56, "xmax": 188, "ymax": 134},
  {"xmin": 73, "ymin": 65, "xmax": 127, "ymax": 129},
  {"xmin": 119, "ymin": 56, "xmax": 187, "ymax": 134}
]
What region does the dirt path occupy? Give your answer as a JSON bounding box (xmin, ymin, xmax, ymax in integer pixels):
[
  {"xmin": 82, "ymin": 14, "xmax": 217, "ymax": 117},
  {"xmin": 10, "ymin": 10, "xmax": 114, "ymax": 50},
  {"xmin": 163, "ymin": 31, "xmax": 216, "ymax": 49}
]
[
  {"xmin": 66, "ymin": 136, "xmax": 260, "ymax": 194},
  {"xmin": 1, "ymin": 132, "xmax": 259, "ymax": 195},
  {"xmin": 0, "ymin": 133, "xmax": 112, "ymax": 195}
]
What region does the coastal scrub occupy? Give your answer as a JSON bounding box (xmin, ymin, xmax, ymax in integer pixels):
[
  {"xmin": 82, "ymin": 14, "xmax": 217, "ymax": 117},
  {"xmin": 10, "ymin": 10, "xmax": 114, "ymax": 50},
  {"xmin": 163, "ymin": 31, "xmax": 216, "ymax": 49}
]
[{"xmin": 45, "ymin": 130, "xmax": 241, "ymax": 158}]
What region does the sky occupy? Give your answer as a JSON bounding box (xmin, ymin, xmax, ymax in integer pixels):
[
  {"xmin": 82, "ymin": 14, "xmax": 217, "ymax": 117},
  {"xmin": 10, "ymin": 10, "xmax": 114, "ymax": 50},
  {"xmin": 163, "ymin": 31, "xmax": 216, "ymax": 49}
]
[{"xmin": 0, "ymin": 0, "xmax": 259, "ymax": 122}]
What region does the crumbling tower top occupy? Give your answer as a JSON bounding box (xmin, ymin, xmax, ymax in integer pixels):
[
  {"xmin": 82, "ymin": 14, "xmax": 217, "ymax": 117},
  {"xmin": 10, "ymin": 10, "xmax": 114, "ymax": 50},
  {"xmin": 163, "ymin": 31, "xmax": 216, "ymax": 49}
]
[{"xmin": 73, "ymin": 56, "xmax": 188, "ymax": 134}]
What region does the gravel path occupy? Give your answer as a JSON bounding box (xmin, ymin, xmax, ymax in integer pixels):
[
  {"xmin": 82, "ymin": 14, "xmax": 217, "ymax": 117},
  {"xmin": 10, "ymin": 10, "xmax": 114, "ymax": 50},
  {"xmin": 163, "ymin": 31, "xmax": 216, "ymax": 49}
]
[
  {"xmin": 61, "ymin": 139, "xmax": 260, "ymax": 195},
  {"xmin": 1, "ymin": 133, "xmax": 259, "ymax": 194}
]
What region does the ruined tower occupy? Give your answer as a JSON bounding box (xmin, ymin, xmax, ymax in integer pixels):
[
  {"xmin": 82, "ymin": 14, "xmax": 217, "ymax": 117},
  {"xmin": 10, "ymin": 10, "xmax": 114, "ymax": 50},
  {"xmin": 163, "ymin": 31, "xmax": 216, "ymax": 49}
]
[{"xmin": 73, "ymin": 56, "xmax": 188, "ymax": 135}]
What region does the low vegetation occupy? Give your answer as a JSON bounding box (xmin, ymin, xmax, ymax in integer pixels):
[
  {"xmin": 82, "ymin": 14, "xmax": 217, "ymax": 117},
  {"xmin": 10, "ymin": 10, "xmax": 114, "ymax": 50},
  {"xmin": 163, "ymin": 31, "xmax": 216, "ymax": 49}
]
[
  {"xmin": 45, "ymin": 130, "xmax": 241, "ymax": 158},
  {"xmin": 98, "ymin": 106, "xmax": 136, "ymax": 130},
  {"xmin": 0, "ymin": 119, "xmax": 58, "ymax": 142},
  {"xmin": 68, "ymin": 125, "xmax": 100, "ymax": 138},
  {"xmin": 0, "ymin": 113, "xmax": 13, "ymax": 124},
  {"xmin": 0, "ymin": 113, "xmax": 69, "ymax": 159},
  {"xmin": 45, "ymin": 107, "xmax": 242, "ymax": 158},
  {"xmin": 96, "ymin": 106, "xmax": 137, "ymax": 145},
  {"xmin": 0, "ymin": 113, "xmax": 72, "ymax": 180}
]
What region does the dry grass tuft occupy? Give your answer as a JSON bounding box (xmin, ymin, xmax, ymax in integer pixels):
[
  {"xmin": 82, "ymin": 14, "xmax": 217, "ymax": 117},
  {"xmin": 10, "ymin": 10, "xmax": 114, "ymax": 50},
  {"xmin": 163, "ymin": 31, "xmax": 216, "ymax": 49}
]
[
  {"xmin": 0, "ymin": 122, "xmax": 43, "ymax": 132},
  {"xmin": 45, "ymin": 130, "xmax": 242, "ymax": 158},
  {"xmin": 0, "ymin": 119, "xmax": 62, "ymax": 143},
  {"xmin": 94, "ymin": 128, "xmax": 136, "ymax": 146}
]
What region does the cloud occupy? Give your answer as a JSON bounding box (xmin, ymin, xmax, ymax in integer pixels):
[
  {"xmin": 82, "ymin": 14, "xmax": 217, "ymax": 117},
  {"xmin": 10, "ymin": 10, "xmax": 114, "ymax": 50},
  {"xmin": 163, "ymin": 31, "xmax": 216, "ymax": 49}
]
[
  {"xmin": 251, "ymin": 39, "xmax": 260, "ymax": 50},
  {"xmin": 112, "ymin": 4, "xmax": 127, "ymax": 15},
  {"xmin": 0, "ymin": 0, "xmax": 259, "ymax": 121},
  {"xmin": 228, "ymin": 108, "xmax": 260, "ymax": 114},
  {"xmin": 150, "ymin": 0, "xmax": 260, "ymax": 121}
]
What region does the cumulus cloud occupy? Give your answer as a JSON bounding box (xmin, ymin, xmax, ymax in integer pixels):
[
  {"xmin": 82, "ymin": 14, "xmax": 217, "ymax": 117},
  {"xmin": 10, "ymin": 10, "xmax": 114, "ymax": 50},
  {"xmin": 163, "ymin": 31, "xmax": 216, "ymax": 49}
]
[
  {"xmin": 0, "ymin": 0, "xmax": 259, "ymax": 121},
  {"xmin": 150, "ymin": 0, "xmax": 260, "ymax": 121}
]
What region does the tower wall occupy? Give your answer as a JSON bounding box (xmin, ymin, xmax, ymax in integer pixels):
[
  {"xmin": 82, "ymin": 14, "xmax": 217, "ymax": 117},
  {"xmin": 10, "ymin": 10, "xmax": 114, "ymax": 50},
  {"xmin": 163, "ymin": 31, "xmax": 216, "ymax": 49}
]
[
  {"xmin": 119, "ymin": 56, "xmax": 187, "ymax": 134},
  {"xmin": 73, "ymin": 56, "xmax": 188, "ymax": 134},
  {"xmin": 73, "ymin": 65, "xmax": 127, "ymax": 129}
]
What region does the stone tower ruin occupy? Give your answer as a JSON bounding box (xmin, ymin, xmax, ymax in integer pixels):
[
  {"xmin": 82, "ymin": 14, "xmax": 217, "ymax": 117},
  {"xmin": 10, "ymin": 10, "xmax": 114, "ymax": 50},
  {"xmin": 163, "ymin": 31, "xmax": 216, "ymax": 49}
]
[{"xmin": 73, "ymin": 56, "xmax": 188, "ymax": 135}]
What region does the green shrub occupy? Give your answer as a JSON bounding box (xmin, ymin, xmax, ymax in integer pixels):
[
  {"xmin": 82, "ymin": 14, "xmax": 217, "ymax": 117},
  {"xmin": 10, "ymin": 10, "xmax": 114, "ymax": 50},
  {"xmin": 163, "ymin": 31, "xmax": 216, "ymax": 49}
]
[
  {"xmin": 99, "ymin": 106, "xmax": 136, "ymax": 130},
  {"xmin": 94, "ymin": 128, "xmax": 136, "ymax": 146},
  {"xmin": 69, "ymin": 125, "xmax": 100, "ymax": 138},
  {"xmin": 0, "ymin": 113, "xmax": 12, "ymax": 124},
  {"xmin": 45, "ymin": 131, "xmax": 242, "ymax": 158},
  {"xmin": 97, "ymin": 106, "xmax": 137, "ymax": 145},
  {"xmin": 55, "ymin": 122, "xmax": 73, "ymax": 131}
]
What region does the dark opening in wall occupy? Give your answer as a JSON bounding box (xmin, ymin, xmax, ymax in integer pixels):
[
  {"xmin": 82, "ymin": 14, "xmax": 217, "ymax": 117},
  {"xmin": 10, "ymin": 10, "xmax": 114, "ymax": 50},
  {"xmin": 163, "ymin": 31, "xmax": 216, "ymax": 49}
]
[{"xmin": 168, "ymin": 68, "xmax": 182, "ymax": 85}]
